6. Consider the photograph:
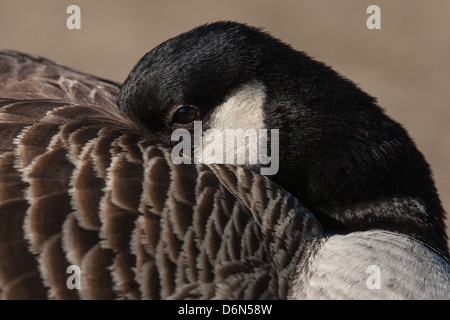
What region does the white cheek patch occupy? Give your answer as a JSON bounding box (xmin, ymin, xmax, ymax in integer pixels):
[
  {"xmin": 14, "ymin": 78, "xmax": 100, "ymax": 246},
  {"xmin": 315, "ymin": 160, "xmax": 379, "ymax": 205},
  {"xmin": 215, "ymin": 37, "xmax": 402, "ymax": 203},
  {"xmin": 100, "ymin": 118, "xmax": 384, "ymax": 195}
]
[
  {"xmin": 195, "ymin": 81, "xmax": 279, "ymax": 175},
  {"xmin": 171, "ymin": 81, "xmax": 279, "ymax": 175},
  {"xmin": 207, "ymin": 81, "xmax": 267, "ymax": 133},
  {"xmin": 199, "ymin": 81, "xmax": 266, "ymax": 168}
]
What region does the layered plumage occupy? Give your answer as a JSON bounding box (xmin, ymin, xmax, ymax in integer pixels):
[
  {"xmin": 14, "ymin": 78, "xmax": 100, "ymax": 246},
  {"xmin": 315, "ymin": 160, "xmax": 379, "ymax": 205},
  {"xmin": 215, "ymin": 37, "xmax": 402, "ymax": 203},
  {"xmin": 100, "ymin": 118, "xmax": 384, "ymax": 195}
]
[
  {"xmin": 0, "ymin": 22, "xmax": 449, "ymax": 300},
  {"xmin": 118, "ymin": 22, "xmax": 448, "ymax": 253},
  {"xmin": 0, "ymin": 50, "xmax": 322, "ymax": 299}
]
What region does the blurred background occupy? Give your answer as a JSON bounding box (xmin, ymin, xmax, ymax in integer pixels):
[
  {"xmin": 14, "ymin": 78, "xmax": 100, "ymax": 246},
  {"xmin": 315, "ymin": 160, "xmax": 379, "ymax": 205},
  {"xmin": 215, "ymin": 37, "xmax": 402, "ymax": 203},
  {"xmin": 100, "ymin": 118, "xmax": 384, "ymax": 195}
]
[{"xmin": 1, "ymin": 0, "xmax": 449, "ymax": 244}]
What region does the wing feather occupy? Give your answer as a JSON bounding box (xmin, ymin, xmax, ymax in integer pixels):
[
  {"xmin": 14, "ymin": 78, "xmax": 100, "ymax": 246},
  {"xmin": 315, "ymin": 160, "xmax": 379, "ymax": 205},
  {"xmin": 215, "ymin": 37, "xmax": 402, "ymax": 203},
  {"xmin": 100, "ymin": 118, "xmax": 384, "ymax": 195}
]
[{"xmin": 0, "ymin": 52, "xmax": 322, "ymax": 299}]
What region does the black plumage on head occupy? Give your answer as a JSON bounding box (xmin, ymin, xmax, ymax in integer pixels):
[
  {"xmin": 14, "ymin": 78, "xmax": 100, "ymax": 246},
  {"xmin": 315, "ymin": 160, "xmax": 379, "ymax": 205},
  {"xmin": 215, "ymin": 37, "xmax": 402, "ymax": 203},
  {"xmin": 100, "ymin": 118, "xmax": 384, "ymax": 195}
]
[{"xmin": 118, "ymin": 21, "xmax": 448, "ymax": 254}]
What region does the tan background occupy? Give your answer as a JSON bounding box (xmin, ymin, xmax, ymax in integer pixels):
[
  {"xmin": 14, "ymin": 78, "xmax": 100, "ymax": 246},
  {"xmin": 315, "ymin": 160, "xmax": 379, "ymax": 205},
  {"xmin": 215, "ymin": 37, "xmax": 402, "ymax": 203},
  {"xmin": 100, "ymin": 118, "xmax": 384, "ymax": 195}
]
[{"xmin": 1, "ymin": 0, "xmax": 449, "ymax": 245}]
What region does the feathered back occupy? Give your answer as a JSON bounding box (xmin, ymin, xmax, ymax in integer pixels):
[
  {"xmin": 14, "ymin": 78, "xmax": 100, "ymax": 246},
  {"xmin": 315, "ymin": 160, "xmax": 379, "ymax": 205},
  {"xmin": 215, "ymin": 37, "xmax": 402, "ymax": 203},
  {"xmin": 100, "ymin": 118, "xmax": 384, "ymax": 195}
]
[
  {"xmin": 0, "ymin": 50, "xmax": 322, "ymax": 299},
  {"xmin": 1, "ymin": 48, "xmax": 449, "ymax": 300}
]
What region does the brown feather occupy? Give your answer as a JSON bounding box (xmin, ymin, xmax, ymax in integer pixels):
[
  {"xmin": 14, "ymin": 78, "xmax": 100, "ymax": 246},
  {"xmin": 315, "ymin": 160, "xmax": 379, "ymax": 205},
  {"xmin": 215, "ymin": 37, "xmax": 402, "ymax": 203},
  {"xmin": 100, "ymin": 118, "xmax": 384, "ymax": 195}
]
[{"xmin": 0, "ymin": 50, "xmax": 324, "ymax": 300}]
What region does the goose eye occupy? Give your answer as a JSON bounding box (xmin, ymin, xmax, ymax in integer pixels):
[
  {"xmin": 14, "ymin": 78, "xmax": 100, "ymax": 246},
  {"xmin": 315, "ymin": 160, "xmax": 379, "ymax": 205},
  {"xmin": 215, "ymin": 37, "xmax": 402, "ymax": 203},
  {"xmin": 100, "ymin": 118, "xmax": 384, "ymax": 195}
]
[{"xmin": 172, "ymin": 106, "xmax": 198, "ymax": 125}]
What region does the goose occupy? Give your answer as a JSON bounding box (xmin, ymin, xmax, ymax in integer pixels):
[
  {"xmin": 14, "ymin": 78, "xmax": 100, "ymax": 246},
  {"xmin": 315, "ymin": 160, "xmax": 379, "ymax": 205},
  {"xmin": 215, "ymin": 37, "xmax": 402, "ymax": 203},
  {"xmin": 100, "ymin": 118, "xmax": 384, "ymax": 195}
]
[{"xmin": 0, "ymin": 21, "xmax": 449, "ymax": 299}]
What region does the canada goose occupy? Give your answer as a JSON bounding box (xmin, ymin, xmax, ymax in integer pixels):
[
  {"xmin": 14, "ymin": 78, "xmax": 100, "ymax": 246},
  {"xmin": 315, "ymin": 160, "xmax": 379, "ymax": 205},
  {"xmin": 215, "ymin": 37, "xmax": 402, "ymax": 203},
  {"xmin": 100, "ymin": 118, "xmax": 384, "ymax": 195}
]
[
  {"xmin": 118, "ymin": 22, "xmax": 448, "ymax": 254},
  {"xmin": 0, "ymin": 22, "xmax": 449, "ymax": 299}
]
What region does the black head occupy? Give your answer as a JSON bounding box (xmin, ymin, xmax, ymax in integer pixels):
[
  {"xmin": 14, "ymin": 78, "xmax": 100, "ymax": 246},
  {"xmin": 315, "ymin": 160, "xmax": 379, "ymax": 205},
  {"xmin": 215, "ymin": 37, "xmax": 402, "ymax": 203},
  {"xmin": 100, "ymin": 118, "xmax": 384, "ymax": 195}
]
[
  {"xmin": 118, "ymin": 21, "xmax": 293, "ymax": 138},
  {"xmin": 118, "ymin": 21, "xmax": 448, "ymax": 254}
]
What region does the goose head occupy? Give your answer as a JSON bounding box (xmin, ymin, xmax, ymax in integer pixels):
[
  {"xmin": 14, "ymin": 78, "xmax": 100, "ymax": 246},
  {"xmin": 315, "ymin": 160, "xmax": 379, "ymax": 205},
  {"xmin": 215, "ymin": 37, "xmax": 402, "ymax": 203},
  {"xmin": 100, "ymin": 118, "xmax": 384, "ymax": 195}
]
[{"xmin": 118, "ymin": 21, "xmax": 448, "ymax": 254}]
